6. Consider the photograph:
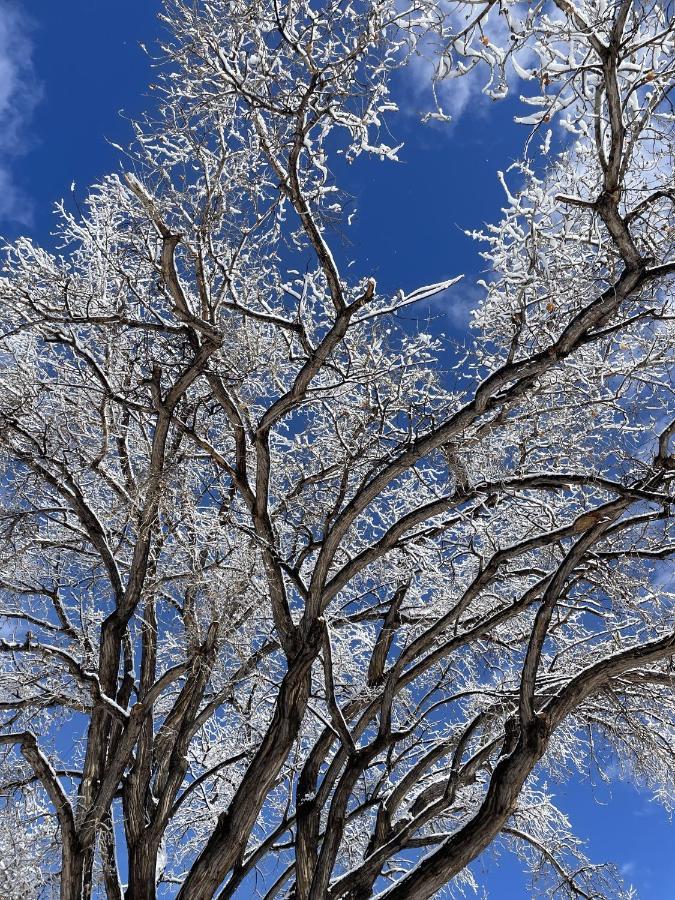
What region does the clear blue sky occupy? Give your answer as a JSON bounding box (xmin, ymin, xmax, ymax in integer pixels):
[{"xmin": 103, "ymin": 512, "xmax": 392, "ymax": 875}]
[{"xmin": 2, "ymin": 2, "xmax": 673, "ymax": 897}]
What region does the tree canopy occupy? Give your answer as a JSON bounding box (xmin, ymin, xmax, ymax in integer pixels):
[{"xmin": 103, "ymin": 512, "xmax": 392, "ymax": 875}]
[{"xmin": 0, "ymin": 1, "xmax": 674, "ymax": 898}]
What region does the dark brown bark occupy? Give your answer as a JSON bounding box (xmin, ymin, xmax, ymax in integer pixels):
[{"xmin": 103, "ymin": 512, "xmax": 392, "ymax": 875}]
[
  {"xmin": 378, "ymin": 721, "xmax": 550, "ymax": 900},
  {"xmin": 124, "ymin": 840, "xmax": 160, "ymax": 900},
  {"xmin": 177, "ymin": 624, "xmax": 324, "ymax": 899}
]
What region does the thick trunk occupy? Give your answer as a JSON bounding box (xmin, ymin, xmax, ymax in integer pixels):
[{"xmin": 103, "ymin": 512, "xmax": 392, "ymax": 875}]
[
  {"xmin": 294, "ymin": 772, "xmax": 321, "ymax": 900},
  {"xmin": 60, "ymin": 850, "xmax": 85, "ymax": 900},
  {"xmin": 124, "ymin": 842, "xmax": 158, "ymax": 900},
  {"xmin": 177, "ymin": 633, "xmax": 322, "ymax": 900}
]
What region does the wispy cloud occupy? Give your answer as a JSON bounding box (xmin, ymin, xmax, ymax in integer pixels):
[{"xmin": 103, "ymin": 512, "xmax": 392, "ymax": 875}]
[
  {"xmin": 0, "ymin": 1, "xmax": 41, "ymax": 226},
  {"xmin": 401, "ymin": 6, "xmax": 533, "ymax": 124},
  {"xmin": 431, "ymin": 278, "xmax": 486, "ymax": 333}
]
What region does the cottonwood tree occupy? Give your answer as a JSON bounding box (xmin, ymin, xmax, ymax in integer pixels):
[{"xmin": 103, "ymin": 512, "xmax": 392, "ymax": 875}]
[{"xmin": 0, "ymin": 0, "xmax": 673, "ymax": 897}]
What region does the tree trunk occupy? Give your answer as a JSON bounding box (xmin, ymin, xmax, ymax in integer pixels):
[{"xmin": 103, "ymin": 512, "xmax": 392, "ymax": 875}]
[
  {"xmin": 60, "ymin": 850, "xmax": 85, "ymax": 900},
  {"xmin": 124, "ymin": 842, "xmax": 158, "ymax": 900},
  {"xmin": 177, "ymin": 636, "xmax": 321, "ymax": 900}
]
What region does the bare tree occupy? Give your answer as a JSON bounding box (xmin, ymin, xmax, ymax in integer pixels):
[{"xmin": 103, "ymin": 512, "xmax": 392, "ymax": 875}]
[{"xmin": 0, "ymin": 0, "xmax": 673, "ymax": 898}]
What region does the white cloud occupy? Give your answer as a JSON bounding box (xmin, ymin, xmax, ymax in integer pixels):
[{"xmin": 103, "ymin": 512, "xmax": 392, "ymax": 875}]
[
  {"xmin": 405, "ymin": 49, "xmax": 479, "ymax": 122},
  {"xmin": 431, "ymin": 279, "xmax": 486, "ymax": 333},
  {"xmin": 399, "ymin": 8, "xmax": 543, "ymax": 130},
  {"xmin": 0, "ymin": 1, "xmax": 41, "ymax": 225}
]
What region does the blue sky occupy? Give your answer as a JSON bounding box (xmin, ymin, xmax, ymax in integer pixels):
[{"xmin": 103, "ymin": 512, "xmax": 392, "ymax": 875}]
[{"xmin": 2, "ymin": 1, "xmax": 673, "ymax": 897}]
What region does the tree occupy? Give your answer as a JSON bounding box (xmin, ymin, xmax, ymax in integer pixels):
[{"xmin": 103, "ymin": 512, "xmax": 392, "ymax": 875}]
[{"xmin": 0, "ymin": 0, "xmax": 673, "ymax": 897}]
